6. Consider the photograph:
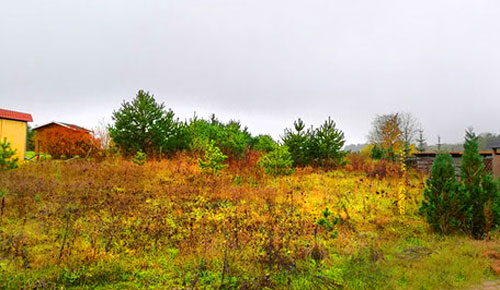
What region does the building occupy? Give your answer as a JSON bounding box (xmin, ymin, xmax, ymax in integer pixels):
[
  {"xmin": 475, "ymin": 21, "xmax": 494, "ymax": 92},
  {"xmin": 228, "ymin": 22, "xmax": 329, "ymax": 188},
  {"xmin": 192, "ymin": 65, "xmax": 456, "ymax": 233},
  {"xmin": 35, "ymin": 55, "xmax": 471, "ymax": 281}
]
[
  {"xmin": 414, "ymin": 146, "xmax": 500, "ymax": 178},
  {"xmin": 33, "ymin": 122, "xmax": 92, "ymax": 155},
  {"xmin": 486, "ymin": 141, "xmax": 500, "ymax": 179},
  {"xmin": 0, "ymin": 108, "xmax": 34, "ymax": 161}
]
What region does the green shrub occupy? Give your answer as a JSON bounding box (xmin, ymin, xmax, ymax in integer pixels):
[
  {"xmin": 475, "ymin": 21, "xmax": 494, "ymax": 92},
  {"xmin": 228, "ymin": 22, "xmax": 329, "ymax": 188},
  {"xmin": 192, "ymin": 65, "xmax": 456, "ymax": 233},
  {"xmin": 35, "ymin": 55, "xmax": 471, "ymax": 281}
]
[
  {"xmin": 188, "ymin": 116, "xmax": 252, "ymax": 159},
  {"xmin": 258, "ymin": 145, "xmax": 294, "ymax": 176},
  {"xmin": 420, "ymin": 154, "xmax": 466, "ymax": 234},
  {"xmin": 370, "ymin": 145, "xmax": 386, "ymax": 160},
  {"xmin": 198, "ymin": 140, "xmax": 227, "ymax": 175},
  {"xmin": 132, "ymin": 150, "xmax": 147, "ymax": 165},
  {"xmin": 0, "ymin": 138, "xmax": 18, "ymax": 170},
  {"xmin": 317, "ymin": 207, "xmax": 340, "ymax": 237},
  {"xmin": 251, "ymin": 135, "xmax": 276, "ymax": 152}
]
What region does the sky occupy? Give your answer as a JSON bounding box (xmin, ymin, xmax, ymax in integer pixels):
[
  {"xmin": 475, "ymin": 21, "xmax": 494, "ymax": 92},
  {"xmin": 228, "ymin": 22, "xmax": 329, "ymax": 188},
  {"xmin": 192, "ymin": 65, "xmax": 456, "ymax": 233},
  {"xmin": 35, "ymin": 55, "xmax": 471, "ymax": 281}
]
[{"xmin": 1, "ymin": 0, "xmax": 500, "ymax": 145}]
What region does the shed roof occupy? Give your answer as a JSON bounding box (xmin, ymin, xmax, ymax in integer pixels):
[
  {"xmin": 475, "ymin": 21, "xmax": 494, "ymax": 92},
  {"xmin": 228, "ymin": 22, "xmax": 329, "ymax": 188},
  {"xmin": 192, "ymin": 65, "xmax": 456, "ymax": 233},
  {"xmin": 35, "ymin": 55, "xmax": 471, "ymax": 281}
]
[
  {"xmin": 414, "ymin": 151, "xmax": 493, "ymax": 157},
  {"xmin": 32, "ymin": 121, "xmax": 91, "ymax": 132},
  {"xmin": 486, "ymin": 140, "xmax": 500, "ymax": 149},
  {"xmin": 0, "ymin": 108, "xmax": 33, "ymax": 122}
]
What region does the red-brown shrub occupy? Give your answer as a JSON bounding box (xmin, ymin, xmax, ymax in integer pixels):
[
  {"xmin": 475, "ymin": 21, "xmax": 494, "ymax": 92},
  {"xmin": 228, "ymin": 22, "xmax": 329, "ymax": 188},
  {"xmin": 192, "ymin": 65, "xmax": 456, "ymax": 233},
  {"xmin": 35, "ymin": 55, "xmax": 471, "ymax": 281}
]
[
  {"xmin": 346, "ymin": 153, "xmax": 400, "ymax": 178},
  {"xmin": 346, "ymin": 153, "xmax": 371, "ymax": 172},
  {"xmin": 366, "ymin": 159, "xmax": 401, "ymax": 179},
  {"xmin": 38, "ymin": 127, "xmax": 100, "ymax": 159}
]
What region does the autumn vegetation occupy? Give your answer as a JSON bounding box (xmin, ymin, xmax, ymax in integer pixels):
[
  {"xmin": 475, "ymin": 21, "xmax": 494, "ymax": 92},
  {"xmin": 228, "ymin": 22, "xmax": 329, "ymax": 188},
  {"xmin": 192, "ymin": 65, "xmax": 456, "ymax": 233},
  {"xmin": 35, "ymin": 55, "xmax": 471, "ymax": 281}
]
[
  {"xmin": 1, "ymin": 90, "xmax": 500, "ymax": 289},
  {"xmin": 35, "ymin": 126, "xmax": 100, "ymax": 159}
]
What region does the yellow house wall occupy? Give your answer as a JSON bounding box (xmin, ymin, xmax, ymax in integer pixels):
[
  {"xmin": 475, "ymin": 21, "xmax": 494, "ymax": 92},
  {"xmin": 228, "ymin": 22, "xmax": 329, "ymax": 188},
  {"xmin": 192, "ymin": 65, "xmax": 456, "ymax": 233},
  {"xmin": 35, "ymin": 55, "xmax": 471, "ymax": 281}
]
[{"xmin": 0, "ymin": 118, "xmax": 27, "ymax": 161}]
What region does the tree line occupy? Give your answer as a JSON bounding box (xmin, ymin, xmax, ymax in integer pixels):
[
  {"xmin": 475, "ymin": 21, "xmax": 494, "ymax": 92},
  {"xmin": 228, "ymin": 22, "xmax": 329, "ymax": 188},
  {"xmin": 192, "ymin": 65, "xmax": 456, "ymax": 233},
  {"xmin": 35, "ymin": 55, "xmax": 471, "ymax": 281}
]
[{"xmin": 109, "ymin": 90, "xmax": 347, "ymax": 173}]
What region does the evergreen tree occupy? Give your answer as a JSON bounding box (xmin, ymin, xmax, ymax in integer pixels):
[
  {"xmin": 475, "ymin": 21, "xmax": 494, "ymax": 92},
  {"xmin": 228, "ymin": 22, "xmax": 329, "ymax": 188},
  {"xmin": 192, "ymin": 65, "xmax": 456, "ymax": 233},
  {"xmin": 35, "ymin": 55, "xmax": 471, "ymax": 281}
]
[
  {"xmin": 0, "ymin": 138, "xmax": 18, "ymax": 170},
  {"xmin": 217, "ymin": 120, "xmax": 253, "ymax": 158},
  {"xmin": 461, "ymin": 128, "xmax": 500, "ymax": 238},
  {"xmin": 420, "ymin": 128, "xmax": 500, "ymax": 238},
  {"xmin": 420, "ymin": 154, "xmax": 465, "ymax": 234},
  {"xmin": 258, "ymin": 145, "xmax": 295, "ymax": 176},
  {"xmin": 251, "ymin": 134, "xmax": 276, "ymax": 152},
  {"xmin": 416, "ymin": 127, "xmax": 426, "ymax": 153},
  {"xmin": 109, "ymin": 90, "xmax": 187, "ymax": 155},
  {"xmin": 311, "ymin": 117, "xmax": 346, "ymax": 168},
  {"xmin": 26, "ymin": 124, "xmax": 35, "ymax": 151},
  {"xmin": 187, "ymin": 115, "xmax": 253, "ymax": 158},
  {"xmin": 282, "ymin": 118, "xmax": 313, "ymax": 166},
  {"xmin": 198, "ymin": 140, "xmax": 228, "ymax": 175},
  {"xmin": 370, "ymin": 145, "xmax": 385, "ymax": 160}
]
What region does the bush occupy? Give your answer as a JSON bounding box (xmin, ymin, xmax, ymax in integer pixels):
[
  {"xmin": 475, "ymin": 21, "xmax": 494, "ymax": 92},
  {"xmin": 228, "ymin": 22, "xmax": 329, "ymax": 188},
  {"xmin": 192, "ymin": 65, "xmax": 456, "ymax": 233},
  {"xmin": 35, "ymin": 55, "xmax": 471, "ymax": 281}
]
[
  {"xmin": 0, "ymin": 138, "xmax": 18, "ymax": 170},
  {"xmin": 345, "ymin": 153, "xmax": 400, "ymax": 178},
  {"xmin": 198, "ymin": 140, "xmax": 228, "ymax": 175},
  {"xmin": 366, "ymin": 159, "xmax": 400, "ymax": 179},
  {"xmin": 188, "ymin": 116, "xmax": 252, "ymax": 159},
  {"xmin": 109, "ymin": 90, "xmax": 188, "ymax": 156},
  {"xmin": 420, "ymin": 154, "xmax": 466, "ymax": 234},
  {"xmin": 258, "ymin": 145, "xmax": 295, "ymax": 176},
  {"xmin": 36, "ymin": 127, "xmax": 100, "ymax": 159},
  {"xmin": 218, "ymin": 121, "xmax": 253, "ymax": 158},
  {"xmin": 345, "ymin": 153, "xmax": 370, "ymax": 172},
  {"xmin": 132, "ymin": 150, "xmax": 147, "ymax": 165},
  {"xmin": 251, "ymin": 135, "xmax": 276, "ymax": 152}
]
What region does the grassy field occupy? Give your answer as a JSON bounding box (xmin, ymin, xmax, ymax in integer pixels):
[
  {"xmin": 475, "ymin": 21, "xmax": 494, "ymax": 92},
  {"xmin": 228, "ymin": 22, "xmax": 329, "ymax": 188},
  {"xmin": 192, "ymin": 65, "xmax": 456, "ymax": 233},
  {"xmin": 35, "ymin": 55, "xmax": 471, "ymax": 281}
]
[{"xmin": 0, "ymin": 155, "xmax": 498, "ymax": 289}]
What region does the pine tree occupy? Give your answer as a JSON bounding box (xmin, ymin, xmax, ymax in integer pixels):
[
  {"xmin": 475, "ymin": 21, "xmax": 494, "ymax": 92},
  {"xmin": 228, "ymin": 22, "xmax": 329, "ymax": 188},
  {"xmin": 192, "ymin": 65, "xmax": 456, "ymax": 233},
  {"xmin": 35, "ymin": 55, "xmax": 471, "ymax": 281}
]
[
  {"xmin": 0, "ymin": 138, "xmax": 19, "ymax": 171},
  {"xmin": 282, "ymin": 118, "xmax": 313, "ymax": 166},
  {"xmin": 198, "ymin": 140, "xmax": 228, "ymax": 175},
  {"xmin": 109, "ymin": 90, "xmax": 187, "ymax": 155},
  {"xmin": 461, "ymin": 128, "xmax": 500, "ymax": 238},
  {"xmin": 416, "ymin": 127, "xmax": 426, "ymax": 153},
  {"xmin": 258, "ymin": 145, "xmax": 295, "ymax": 176},
  {"xmin": 420, "ymin": 154, "xmax": 465, "ymax": 234},
  {"xmin": 311, "ymin": 117, "xmax": 346, "ymax": 168}
]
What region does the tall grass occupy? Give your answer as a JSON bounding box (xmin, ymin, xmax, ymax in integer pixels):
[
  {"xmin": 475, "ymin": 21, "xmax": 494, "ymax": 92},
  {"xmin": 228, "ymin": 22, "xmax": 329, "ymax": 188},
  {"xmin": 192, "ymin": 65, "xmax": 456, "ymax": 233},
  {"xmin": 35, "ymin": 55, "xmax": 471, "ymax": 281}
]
[{"xmin": 0, "ymin": 154, "xmax": 497, "ymax": 289}]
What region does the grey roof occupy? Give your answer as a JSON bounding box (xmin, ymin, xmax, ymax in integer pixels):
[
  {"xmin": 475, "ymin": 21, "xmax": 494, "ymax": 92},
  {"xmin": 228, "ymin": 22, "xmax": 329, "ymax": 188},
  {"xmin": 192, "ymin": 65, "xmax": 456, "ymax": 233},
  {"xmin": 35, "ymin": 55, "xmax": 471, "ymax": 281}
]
[{"xmin": 486, "ymin": 140, "xmax": 500, "ymax": 149}]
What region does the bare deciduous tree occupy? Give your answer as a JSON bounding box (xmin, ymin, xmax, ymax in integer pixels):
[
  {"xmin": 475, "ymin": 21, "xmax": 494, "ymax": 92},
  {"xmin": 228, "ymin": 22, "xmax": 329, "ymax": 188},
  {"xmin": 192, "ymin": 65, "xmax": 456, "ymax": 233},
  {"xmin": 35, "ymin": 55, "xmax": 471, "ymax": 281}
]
[
  {"xmin": 399, "ymin": 112, "xmax": 420, "ymax": 155},
  {"xmin": 93, "ymin": 118, "xmax": 111, "ymax": 149}
]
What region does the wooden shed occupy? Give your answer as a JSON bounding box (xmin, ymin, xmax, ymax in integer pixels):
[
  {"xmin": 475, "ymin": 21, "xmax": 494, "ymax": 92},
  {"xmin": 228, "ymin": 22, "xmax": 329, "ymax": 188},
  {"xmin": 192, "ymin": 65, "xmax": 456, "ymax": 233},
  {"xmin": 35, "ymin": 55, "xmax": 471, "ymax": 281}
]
[
  {"xmin": 0, "ymin": 108, "xmax": 34, "ymax": 161},
  {"xmin": 486, "ymin": 140, "xmax": 500, "ymax": 179},
  {"xmin": 33, "ymin": 122, "xmax": 92, "ymax": 155}
]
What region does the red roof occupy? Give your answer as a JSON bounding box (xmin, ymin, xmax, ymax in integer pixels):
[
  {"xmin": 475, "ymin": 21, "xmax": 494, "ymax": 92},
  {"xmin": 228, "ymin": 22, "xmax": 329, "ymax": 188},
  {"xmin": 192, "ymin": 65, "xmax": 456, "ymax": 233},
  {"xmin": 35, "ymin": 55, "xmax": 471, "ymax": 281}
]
[{"xmin": 0, "ymin": 108, "xmax": 33, "ymax": 122}]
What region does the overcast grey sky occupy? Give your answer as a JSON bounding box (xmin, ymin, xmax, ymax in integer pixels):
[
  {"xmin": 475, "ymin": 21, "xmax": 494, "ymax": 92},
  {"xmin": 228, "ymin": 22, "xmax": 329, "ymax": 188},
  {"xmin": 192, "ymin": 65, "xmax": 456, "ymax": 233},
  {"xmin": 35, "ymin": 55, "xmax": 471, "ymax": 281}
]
[{"xmin": 1, "ymin": 0, "xmax": 500, "ymax": 144}]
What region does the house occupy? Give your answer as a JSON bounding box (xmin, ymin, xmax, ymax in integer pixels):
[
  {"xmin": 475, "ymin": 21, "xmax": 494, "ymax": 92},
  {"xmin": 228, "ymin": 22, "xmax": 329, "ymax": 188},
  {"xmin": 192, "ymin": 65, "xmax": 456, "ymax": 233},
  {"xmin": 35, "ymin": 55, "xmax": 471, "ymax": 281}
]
[
  {"xmin": 33, "ymin": 122, "xmax": 93, "ymax": 156},
  {"xmin": 0, "ymin": 108, "xmax": 34, "ymax": 161}
]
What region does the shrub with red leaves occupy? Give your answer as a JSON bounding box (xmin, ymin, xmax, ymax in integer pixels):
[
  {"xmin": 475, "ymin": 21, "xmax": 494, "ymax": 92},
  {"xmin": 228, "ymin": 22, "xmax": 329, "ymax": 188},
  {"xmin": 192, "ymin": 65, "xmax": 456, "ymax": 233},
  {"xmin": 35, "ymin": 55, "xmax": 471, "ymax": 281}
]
[{"xmin": 37, "ymin": 127, "xmax": 100, "ymax": 159}]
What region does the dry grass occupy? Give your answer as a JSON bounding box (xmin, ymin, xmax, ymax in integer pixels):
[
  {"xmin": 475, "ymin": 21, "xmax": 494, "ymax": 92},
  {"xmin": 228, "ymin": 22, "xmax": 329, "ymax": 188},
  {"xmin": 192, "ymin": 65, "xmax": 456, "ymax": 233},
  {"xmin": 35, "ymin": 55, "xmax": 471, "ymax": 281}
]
[{"xmin": 0, "ymin": 154, "xmax": 497, "ymax": 289}]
